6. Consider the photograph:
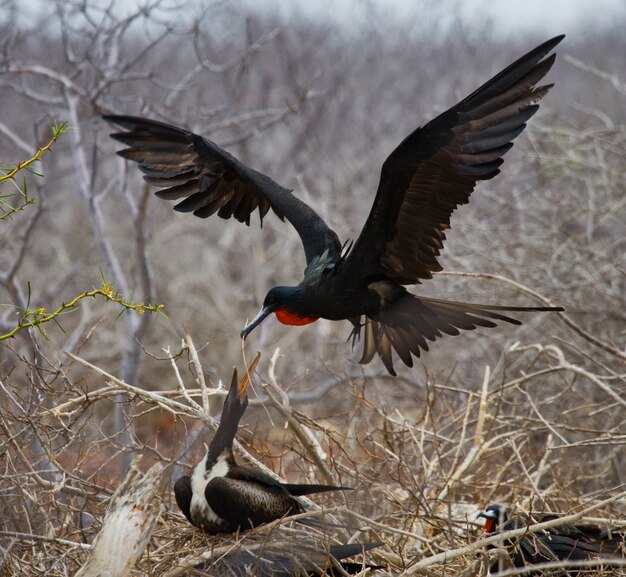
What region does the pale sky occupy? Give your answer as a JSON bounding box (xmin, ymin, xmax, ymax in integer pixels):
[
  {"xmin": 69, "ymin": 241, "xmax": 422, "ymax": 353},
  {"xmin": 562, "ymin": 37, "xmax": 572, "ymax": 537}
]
[
  {"xmin": 9, "ymin": 0, "xmax": 626, "ymax": 41},
  {"xmin": 243, "ymin": 0, "xmax": 625, "ymax": 38}
]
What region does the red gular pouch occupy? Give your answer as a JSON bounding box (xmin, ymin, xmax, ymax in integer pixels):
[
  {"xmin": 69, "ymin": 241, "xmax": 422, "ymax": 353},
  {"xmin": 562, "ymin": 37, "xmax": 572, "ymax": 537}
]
[
  {"xmin": 483, "ymin": 517, "xmax": 496, "ymax": 534},
  {"xmin": 275, "ymin": 308, "xmax": 319, "ymax": 326}
]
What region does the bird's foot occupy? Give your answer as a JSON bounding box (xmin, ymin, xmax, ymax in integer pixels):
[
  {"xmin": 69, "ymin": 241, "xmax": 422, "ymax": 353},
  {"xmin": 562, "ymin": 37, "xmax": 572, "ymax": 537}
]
[{"xmin": 347, "ymin": 322, "xmax": 363, "ymax": 349}]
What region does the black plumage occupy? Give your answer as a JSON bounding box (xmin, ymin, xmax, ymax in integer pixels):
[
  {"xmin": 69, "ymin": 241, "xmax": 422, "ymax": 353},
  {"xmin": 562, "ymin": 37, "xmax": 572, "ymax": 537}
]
[
  {"xmin": 105, "ymin": 35, "xmax": 565, "ymax": 375},
  {"xmin": 479, "ymin": 504, "xmax": 625, "ymax": 575},
  {"xmin": 185, "ymin": 541, "xmax": 383, "ymax": 577},
  {"xmin": 174, "ymin": 355, "xmax": 348, "ymax": 534}
]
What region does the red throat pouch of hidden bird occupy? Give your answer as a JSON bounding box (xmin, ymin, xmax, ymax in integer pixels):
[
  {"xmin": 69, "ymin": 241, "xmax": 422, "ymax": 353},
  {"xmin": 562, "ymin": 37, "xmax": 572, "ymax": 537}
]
[{"xmin": 483, "ymin": 518, "xmax": 496, "ymax": 534}]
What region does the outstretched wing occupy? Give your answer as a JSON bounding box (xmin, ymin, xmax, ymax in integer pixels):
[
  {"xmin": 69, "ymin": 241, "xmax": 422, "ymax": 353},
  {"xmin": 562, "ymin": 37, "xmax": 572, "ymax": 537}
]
[
  {"xmin": 104, "ymin": 115, "xmax": 340, "ymax": 264},
  {"xmin": 341, "ymin": 35, "xmax": 564, "ymax": 285}
]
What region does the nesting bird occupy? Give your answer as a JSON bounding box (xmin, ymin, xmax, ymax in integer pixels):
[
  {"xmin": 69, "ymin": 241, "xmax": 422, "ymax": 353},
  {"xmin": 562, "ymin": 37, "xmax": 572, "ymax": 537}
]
[
  {"xmin": 173, "ymin": 355, "xmax": 347, "ymax": 534},
  {"xmin": 188, "ymin": 541, "xmax": 383, "ymax": 577},
  {"xmin": 479, "ymin": 504, "xmax": 625, "ymax": 575}
]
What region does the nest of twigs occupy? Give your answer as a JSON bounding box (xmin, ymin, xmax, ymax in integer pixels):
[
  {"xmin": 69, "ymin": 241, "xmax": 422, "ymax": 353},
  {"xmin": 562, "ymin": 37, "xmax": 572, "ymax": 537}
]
[{"xmin": 2, "ymin": 327, "xmax": 625, "ymax": 576}]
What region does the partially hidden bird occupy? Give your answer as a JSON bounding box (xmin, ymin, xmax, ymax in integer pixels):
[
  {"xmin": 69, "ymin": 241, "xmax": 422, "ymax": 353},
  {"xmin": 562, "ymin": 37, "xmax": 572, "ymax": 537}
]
[
  {"xmin": 105, "ymin": 35, "xmax": 565, "ymax": 376},
  {"xmin": 173, "ymin": 354, "xmax": 348, "ymax": 534},
  {"xmin": 188, "ymin": 541, "xmax": 383, "ymax": 577},
  {"xmin": 479, "ymin": 504, "xmax": 625, "ymax": 575}
]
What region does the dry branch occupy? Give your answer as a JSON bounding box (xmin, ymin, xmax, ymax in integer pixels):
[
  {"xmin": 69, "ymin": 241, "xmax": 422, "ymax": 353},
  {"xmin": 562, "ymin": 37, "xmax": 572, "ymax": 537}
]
[{"xmin": 74, "ymin": 461, "xmax": 163, "ymax": 577}]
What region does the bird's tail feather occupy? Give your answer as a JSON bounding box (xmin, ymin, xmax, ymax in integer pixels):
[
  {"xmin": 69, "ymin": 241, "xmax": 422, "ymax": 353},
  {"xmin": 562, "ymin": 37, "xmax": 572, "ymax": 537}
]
[
  {"xmin": 283, "ymin": 483, "xmax": 351, "ymax": 497},
  {"xmin": 359, "ymin": 294, "xmax": 563, "ymax": 375},
  {"xmin": 329, "ymin": 542, "xmax": 386, "ymax": 572},
  {"xmin": 329, "ymin": 542, "xmax": 383, "ymax": 559},
  {"xmin": 296, "ymin": 516, "xmax": 348, "ymax": 530}
]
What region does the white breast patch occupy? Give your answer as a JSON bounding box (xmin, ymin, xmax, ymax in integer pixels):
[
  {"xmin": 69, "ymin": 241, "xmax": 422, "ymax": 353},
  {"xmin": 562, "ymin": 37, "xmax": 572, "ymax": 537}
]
[{"xmin": 190, "ymin": 452, "xmax": 230, "ymax": 525}]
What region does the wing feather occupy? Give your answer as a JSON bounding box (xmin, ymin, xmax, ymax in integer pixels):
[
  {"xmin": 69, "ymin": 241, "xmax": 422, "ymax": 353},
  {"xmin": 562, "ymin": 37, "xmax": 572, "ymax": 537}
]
[
  {"xmin": 205, "ymin": 476, "xmax": 300, "ymax": 530},
  {"xmin": 104, "ymin": 115, "xmax": 340, "ymax": 263},
  {"xmin": 341, "ymin": 35, "xmax": 564, "ymax": 285}
]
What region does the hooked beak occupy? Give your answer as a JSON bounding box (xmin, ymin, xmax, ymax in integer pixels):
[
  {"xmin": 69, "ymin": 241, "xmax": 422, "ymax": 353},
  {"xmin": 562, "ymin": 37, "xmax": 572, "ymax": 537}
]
[
  {"xmin": 237, "ymin": 352, "xmax": 261, "ymax": 402},
  {"xmin": 241, "ymin": 306, "xmax": 273, "ymax": 340}
]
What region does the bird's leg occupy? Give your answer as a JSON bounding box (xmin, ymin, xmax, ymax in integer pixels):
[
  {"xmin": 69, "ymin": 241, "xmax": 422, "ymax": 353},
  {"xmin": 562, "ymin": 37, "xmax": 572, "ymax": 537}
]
[{"xmin": 347, "ymin": 317, "xmax": 364, "ymax": 349}]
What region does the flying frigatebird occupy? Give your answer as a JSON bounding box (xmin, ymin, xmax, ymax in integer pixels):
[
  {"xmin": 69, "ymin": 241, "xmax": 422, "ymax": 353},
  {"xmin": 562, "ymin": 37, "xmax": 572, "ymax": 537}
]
[
  {"xmin": 105, "ymin": 35, "xmax": 565, "ymax": 375},
  {"xmin": 173, "ymin": 354, "xmax": 347, "ymax": 534},
  {"xmin": 479, "ymin": 504, "xmax": 625, "ymax": 575}
]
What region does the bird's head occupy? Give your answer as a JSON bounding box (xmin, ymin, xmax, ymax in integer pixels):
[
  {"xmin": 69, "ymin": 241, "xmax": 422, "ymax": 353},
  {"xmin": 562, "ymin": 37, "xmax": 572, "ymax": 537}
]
[
  {"xmin": 240, "ymin": 286, "xmax": 319, "ymax": 339},
  {"xmin": 206, "ymin": 357, "xmax": 258, "ymax": 465},
  {"xmin": 477, "ymin": 504, "xmax": 508, "ymax": 534}
]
